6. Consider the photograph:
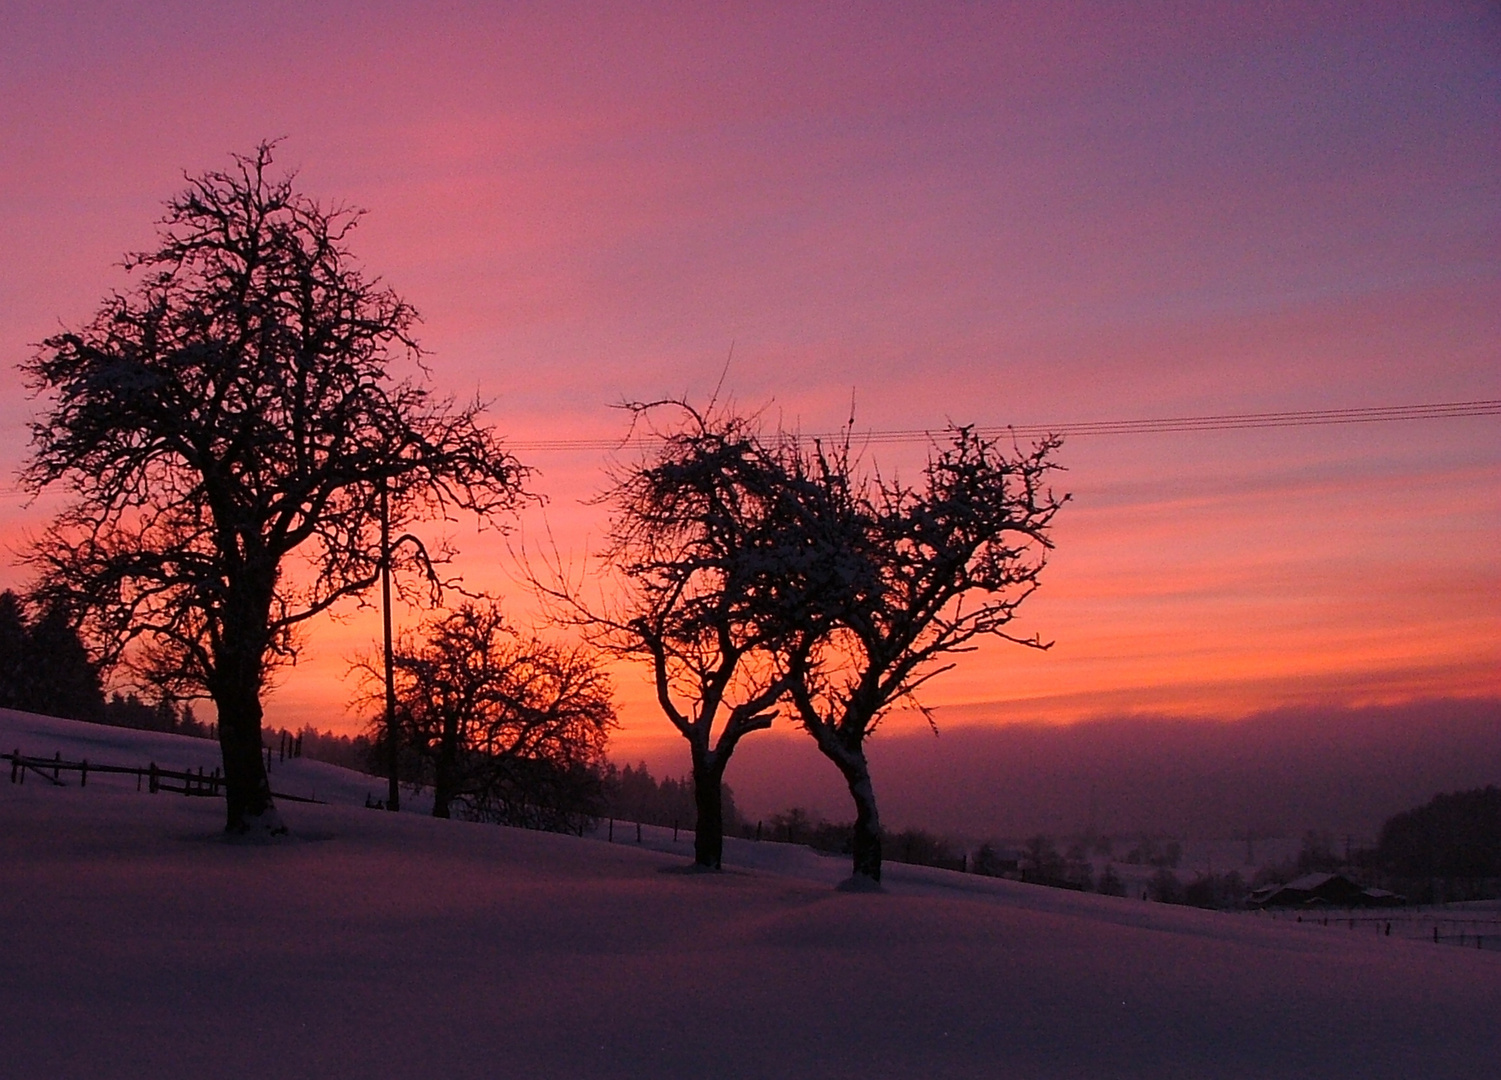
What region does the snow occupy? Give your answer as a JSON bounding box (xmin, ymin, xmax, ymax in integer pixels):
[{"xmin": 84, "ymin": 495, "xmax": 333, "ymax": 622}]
[
  {"xmin": 3, "ymin": 710, "xmax": 1499, "ymax": 1078},
  {"xmin": 0, "ymin": 707, "xmax": 425, "ymax": 811}
]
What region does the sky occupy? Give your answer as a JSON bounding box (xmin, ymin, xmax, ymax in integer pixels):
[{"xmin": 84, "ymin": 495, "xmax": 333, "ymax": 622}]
[{"xmin": 1, "ymin": 1, "xmax": 1497, "ymax": 775}]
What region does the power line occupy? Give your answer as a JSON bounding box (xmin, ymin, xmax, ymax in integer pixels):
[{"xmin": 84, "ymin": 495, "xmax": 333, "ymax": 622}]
[
  {"xmin": 505, "ymin": 399, "xmax": 1501, "ymax": 452},
  {"xmin": 0, "ymin": 401, "xmax": 1494, "ymax": 497}
]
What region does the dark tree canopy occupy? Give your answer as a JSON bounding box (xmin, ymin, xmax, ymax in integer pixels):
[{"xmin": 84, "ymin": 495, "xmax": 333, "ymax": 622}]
[
  {"xmin": 1376, "ymin": 786, "xmax": 1501, "ymax": 880},
  {"xmin": 781, "ymin": 427, "xmax": 1068, "ymax": 883},
  {"xmin": 0, "ymin": 590, "xmax": 106, "ymax": 722},
  {"xmin": 365, "ymin": 600, "xmax": 616, "ymax": 829},
  {"xmin": 542, "ymin": 401, "xmax": 810, "ymax": 869},
  {"xmin": 22, "ymin": 143, "xmax": 526, "ymax": 833}
]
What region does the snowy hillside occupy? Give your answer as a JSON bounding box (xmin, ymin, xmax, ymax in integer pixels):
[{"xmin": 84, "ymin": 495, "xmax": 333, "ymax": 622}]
[
  {"xmin": 0, "ymin": 706, "xmax": 409, "ymax": 810},
  {"xmin": 2, "ymin": 710, "xmax": 1498, "ymax": 1079}
]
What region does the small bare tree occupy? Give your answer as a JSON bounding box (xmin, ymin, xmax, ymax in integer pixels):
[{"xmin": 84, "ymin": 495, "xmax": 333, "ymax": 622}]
[
  {"xmin": 781, "ymin": 427, "xmax": 1067, "ymax": 885},
  {"xmin": 357, "ymin": 600, "xmax": 615, "ymax": 824},
  {"xmin": 539, "ymin": 402, "xmax": 812, "ymax": 869},
  {"xmin": 21, "ymin": 143, "xmax": 525, "ymax": 834}
]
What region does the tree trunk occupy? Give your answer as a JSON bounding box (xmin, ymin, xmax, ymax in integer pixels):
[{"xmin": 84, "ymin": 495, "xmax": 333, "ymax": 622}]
[
  {"xmin": 819, "ymin": 744, "xmax": 881, "ymax": 885},
  {"xmin": 845, "ymin": 755, "xmax": 882, "ymax": 883},
  {"xmin": 214, "ymin": 584, "xmax": 282, "ymax": 836},
  {"xmin": 215, "ymin": 684, "xmax": 280, "ymax": 835},
  {"xmin": 691, "ymin": 753, "xmax": 726, "ymax": 870}
]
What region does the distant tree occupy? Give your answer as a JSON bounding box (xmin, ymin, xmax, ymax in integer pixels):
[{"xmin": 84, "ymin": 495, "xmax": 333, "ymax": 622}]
[
  {"xmin": 21, "ymin": 143, "xmax": 525, "ymax": 834},
  {"xmin": 1376, "ymin": 786, "xmax": 1501, "ymax": 880},
  {"xmin": 1022, "ymin": 834, "xmax": 1067, "ymax": 883},
  {"xmin": 887, "ymin": 828, "xmax": 964, "ymax": 871},
  {"xmin": 603, "ymin": 762, "xmax": 740, "ymax": 832},
  {"xmin": 757, "ymin": 807, "xmax": 855, "ymax": 854},
  {"xmin": 262, "ymin": 724, "xmax": 377, "ymax": 774},
  {"xmin": 0, "ymin": 591, "xmax": 26, "ymax": 710},
  {"xmin": 541, "ymin": 402, "xmax": 814, "ymax": 869},
  {"xmin": 0, "ymin": 591, "xmax": 105, "ymax": 721},
  {"xmin": 362, "ymin": 601, "xmax": 616, "ymax": 825},
  {"xmin": 1148, "ymin": 866, "xmax": 1185, "ymax": 904},
  {"xmin": 1183, "ymin": 871, "xmax": 1246, "ymax": 909},
  {"xmin": 1124, "ymin": 835, "xmax": 1182, "ymax": 868},
  {"xmin": 1096, "ymin": 864, "xmax": 1127, "ymax": 897},
  {"xmin": 779, "ymin": 426, "xmax": 1067, "ymax": 884},
  {"xmin": 971, "ymin": 842, "xmax": 1019, "ymax": 878}
]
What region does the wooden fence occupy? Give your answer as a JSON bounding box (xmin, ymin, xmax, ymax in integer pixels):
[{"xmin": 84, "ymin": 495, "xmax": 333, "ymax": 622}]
[{"xmin": 7, "ymin": 749, "xmax": 324, "ymax": 804}]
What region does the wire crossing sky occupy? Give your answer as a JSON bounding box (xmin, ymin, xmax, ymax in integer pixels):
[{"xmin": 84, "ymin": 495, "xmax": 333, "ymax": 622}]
[
  {"xmin": 505, "ymin": 399, "xmax": 1501, "ymax": 451},
  {"xmin": 0, "ymin": 2, "xmax": 1495, "ymax": 755}
]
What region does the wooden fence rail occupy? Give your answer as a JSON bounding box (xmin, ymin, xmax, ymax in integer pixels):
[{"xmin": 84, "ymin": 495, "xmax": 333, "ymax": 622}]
[{"xmin": 7, "ymin": 750, "xmax": 324, "ymax": 804}]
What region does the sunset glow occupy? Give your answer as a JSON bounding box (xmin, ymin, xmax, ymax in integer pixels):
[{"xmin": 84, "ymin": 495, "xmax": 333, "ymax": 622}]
[{"xmin": 2, "ymin": 2, "xmax": 1496, "ymax": 766}]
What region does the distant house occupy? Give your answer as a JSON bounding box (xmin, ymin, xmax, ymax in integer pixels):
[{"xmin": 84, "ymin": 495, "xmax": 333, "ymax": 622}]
[{"xmin": 1248, "ymin": 872, "xmax": 1405, "ymax": 908}]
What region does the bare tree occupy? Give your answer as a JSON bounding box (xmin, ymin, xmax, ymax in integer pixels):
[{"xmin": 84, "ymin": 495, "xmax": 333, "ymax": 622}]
[
  {"xmin": 539, "ymin": 401, "xmax": 811, "ymax": 869},
  {"xmin": 357, "ymin": 600, "xmax": 616, "ymax": 825},
  {"xmin": 781, "ymin": 427, "xmax": 1067, "ymax": 885},
  {"xmin": 21, "ymin": 143, "xmax": 525, "ymax": 834}
]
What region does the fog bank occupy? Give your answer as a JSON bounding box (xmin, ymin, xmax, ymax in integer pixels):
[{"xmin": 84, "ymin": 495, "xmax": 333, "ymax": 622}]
[{"xmin": 706, "ymin": 697, "xmax": 1501, "ymax": 840}]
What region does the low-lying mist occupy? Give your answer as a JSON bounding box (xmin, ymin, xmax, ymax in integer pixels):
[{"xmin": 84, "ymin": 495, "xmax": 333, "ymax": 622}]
[{"xmin": 711, "ymin": 697, "xmax": 1501, "ymax": 841}]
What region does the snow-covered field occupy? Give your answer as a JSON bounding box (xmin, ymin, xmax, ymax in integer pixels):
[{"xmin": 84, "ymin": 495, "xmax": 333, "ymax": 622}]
[{"xmin": 3, "ymin": 710, "xmax": 1499, "ymax": 1078}]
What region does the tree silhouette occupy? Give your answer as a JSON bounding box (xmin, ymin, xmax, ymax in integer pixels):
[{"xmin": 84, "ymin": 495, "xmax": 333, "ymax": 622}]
[
  {"xmin": 540, "ymin": 402, "xmax": 809, "ymax": 869},
  {"xmin": 21, "ymin": 143, "xmax": 525, "ymax": 834},
  {"xmin": 358, "ymin": 600, "xmax": 615, "ymax": 823},
  {"xmin": 0, "ymin": 590, "xmax": 106, "ymax": 721},
  {"xmin": 781, "ymin": 427, "xmax": 1067, "ymax": 884}
]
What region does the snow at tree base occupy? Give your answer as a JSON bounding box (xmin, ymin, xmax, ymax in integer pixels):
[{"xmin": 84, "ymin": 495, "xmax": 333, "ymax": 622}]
[{"xmin": 3, "ymin": 709, "xmax": 1498, "ymax": 1079}]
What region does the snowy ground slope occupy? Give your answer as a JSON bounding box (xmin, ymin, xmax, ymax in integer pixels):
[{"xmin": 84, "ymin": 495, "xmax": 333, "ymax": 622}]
[
  {"xmin": 0, "ymin": 707, "xmax": 399, "ymax": 808},
  {"xmin": 3, "ymin": 717, "xmax": 1499, "ymax": 1079}
]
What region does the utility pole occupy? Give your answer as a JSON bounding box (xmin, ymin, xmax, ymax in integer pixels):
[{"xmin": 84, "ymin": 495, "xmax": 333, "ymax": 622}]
[{"xmin": 381, "ymin": 477, "xmax": 400, "ymax": 812}]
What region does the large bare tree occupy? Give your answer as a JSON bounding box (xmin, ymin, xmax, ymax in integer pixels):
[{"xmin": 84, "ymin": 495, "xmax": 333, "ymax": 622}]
[
  {"xmin": 21, "ymin": 143, "xmax": 525, "ymax": 834},
  {"xmin": 781, "ymin": 428, "xmax": 1067, "ymax": 885},
  {"xmin": 541, "ymin": 402, "xmax": 814, "ymax": 869}
]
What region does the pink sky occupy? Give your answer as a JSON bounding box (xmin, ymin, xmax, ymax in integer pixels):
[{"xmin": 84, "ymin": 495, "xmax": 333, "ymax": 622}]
[{"xmin": 1, "ymin": 2, "xmax": 1496, "ymax": 762}]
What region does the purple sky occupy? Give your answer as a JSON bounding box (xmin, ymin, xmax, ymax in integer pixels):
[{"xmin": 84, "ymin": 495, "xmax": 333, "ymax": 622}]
[{"xmin": 1, "ymin": 2, "xmax": 1496, "ymax": 761}]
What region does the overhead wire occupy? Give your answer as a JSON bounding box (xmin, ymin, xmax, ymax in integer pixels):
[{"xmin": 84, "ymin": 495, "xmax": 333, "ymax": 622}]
[
  {"xmin": 0, "ymin": 399, "xmax": 1494, "ymax": 497},
  {"xmin": 503, "ymin": 398, "xmax": 1501, "ymax": 452}
]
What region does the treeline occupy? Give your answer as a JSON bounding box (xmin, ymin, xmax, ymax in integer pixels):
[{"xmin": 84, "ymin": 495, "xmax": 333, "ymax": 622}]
[
  {"xmin": 0, "ymin": 590, "xmax": 205, "ymax": 736},
  {"xmin": 1, "ymin": 590, "xmax": 105, "ymax": 722},
  {"xmin": 262, "ymin": 725, "xmax": 378, "ymax": 774},
  {"xmin": 743, "ymin": 807, "xmax": 972, "ymax": 874},
  {"xmin": 1355, "ymin": 786, "xmax": 1501, "ymax": 903},
  {"xmin": 603, "ymin": 762, "xmax": 741, "ymax": 832}
]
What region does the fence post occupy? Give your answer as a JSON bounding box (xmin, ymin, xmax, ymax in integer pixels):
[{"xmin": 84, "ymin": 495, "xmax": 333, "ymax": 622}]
[
  {"xmin": 673, "ymin": 819, "xmax": 679, "ymax": 843},
  {"xmin": 608, "ymin": 817, "xmax": 614, "ymax": 842},
  {"xmin": 54, "ymin": 751, "xmax": 61, "ymax": 782},
  {"xmin": 81, "ymin": 760, "xmax": 88, "ymax": 788},
  {"xmin": 149, "ymin": 762, "xmax": 158, "ymax": 794},
  {"xmin": 10, "ymin": 749, "xmax": 18, "ymax": 784}
]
